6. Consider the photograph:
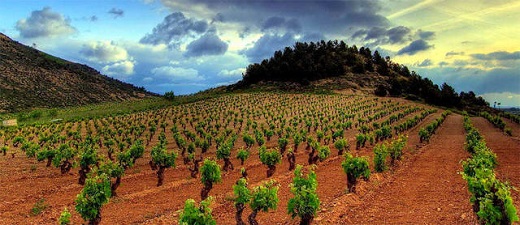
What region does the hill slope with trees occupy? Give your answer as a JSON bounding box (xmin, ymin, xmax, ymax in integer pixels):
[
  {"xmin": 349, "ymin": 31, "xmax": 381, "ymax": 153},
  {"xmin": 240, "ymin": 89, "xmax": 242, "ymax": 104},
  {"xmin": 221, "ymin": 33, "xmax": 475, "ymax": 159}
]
[
  {"xmin": 0, "ymin": 33, "xmax": 155, "ymax": 112},
  {"xmin": 232, "ymin": 40, "xmax": 488, "ymax": 112}
]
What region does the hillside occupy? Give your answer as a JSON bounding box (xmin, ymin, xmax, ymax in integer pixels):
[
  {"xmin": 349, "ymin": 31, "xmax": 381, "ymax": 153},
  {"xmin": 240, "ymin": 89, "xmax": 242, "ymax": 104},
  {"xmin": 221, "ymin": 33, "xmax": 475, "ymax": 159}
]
[
  {"xmin": 231, "ymin": 40, "xmax": 490, "ymax": 112},
  {"xmin": 0, "ymin": 33, "xmax": 154, "ymax": 112}
]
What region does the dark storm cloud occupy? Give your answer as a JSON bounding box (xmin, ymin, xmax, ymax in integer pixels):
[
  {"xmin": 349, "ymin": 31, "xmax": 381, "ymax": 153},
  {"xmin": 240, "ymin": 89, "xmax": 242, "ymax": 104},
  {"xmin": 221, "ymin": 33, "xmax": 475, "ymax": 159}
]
[
  {"xmin": 140, "ymin": 12, "xmax": 208, "ymax": 46},
  {"xmin": 184, "ymin": 32, "xmax": 228, "ymax": 57},
  {"xmin": 261, "ymin": 17, "xmax": 302, "ymax": 33},
  {"xmin": 397, "ymin": 39, "xmax": 433, "ymax": 55},
  {"xmin": 261, "ymin": 16, "xmax": 302, "ymax": 33},
  {"xmin": 15, "ymin": 7, "xmax": 76, "ymax": 38},
  {"xmin": 471, "ymin": 51, "xmax": 520, "ymax": 61},
  {"xmin": 418, "ymin": 30, "xmax": 435, "ymax": 40},
  {"xmin": 351, "ymin": 26, "xmax": 412, "ymax": 44},
  {"xmin": 262, "ymin": 17, "xmax": 285, "ymax": 30},
  {"xmin": 161, "ymin": 0, "xmax": 389, "ymax": 33},
  {"xmin": 108, "ymin": 8, "xmax": 124, "ymax": 18},
  {"xmin": 351, "ymin": 26, "xmax": 435, "ymax": 47},
  {"xmin": 387, "ymin": 26, "xmax": 412, "ymax": 44}
]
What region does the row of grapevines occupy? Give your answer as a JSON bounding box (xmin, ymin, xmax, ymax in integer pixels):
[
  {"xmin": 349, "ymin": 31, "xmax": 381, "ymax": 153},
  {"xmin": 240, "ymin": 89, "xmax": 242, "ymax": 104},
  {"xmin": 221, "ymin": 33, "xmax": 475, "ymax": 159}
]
[
  {"xmin": 461, "ymin": 114, "xmax": 518, "ymax": 224},
  {"xmin": 418, "ymin": 110, "xmax": 451, "ymax": 143},
  {"xmin": 480, "ymin": 111, "xmax": 512, "ymax": 136}
]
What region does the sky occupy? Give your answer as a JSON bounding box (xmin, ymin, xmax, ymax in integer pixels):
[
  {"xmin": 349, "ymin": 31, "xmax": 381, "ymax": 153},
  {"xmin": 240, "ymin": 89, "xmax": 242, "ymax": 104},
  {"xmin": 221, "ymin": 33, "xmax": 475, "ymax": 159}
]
[{"xmin": 1, "ymin": 0, "xmax": 519, "ymax": 106}]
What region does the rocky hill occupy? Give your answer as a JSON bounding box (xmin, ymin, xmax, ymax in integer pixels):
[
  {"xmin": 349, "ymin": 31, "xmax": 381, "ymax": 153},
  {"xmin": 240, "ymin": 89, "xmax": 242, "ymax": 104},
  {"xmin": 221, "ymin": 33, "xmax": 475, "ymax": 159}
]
[{"xmin": 0, "ymin": 33, "xmax": 154, "ymax": 112}]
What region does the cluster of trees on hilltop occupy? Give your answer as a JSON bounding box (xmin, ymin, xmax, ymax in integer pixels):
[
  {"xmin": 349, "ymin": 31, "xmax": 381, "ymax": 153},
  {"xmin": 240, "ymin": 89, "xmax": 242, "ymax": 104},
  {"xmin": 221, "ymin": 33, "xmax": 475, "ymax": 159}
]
[
  {"xmin": 242, "ymin": 40, "xmax": 376, "ymax": 84},
  {"xmin": 238, "ymin": 40, "xmax": 488, "ymax": 110}
]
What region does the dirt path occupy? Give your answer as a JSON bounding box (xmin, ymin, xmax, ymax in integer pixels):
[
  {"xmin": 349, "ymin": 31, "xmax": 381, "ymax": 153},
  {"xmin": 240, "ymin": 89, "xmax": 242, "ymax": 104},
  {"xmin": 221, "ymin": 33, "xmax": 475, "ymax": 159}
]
[
  {"xmin": 471, "ymin": 117, "xmax": 520, "ymax": 211},
  {"xmin": 321, "ymin": 114, "xmax": 477, "ymax": 224}
]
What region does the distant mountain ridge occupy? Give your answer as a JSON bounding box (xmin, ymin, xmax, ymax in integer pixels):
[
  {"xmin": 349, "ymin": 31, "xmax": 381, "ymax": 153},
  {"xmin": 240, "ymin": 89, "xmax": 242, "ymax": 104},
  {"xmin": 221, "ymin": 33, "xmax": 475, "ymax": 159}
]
[{"xmin": 0, "ymin": 33, "xmax": 155, "ymax": 112}]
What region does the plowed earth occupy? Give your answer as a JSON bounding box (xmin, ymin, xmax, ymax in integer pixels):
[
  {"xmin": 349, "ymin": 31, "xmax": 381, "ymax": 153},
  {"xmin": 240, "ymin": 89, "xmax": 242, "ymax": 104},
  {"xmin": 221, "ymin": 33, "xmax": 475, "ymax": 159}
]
[{"xmin": 0, "ymin": 111, "xmax": 501, "ymax": 225}]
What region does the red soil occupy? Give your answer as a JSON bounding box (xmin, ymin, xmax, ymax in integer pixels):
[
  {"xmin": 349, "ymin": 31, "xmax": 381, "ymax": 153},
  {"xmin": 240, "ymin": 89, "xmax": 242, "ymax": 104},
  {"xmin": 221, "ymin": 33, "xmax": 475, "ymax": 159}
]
[
  {"xmin": 323, "ymin": 114, "xmax": 478, "ymax": 224},
  {"xmin": 0, "ymin": 108, "xmax": 487, "ymax": 224}
]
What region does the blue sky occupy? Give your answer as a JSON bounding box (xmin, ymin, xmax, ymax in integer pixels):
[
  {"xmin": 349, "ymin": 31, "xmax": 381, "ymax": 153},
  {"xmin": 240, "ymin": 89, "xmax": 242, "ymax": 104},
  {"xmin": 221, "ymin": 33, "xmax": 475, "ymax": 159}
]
[{"xmin": 1, "ymin": 0, "xmax": 519, "ymax": 106}]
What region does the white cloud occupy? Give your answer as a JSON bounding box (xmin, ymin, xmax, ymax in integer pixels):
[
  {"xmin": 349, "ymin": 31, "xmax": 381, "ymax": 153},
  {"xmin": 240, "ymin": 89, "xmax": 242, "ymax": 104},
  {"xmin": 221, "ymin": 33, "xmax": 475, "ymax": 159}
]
[
  {"xmin": 80, "ymin": 41, "xmax": 129, "ymax": 63},
  {"xmin": 16, "ymin": 7, "xmax": 76, "ymax": 38},
  {"xmin": 217, "ymin": 68, "xmax": 245, "ymax": 78},
  {"xmin": 151, "ymin": 66, "xmax": 205, "ymax": 82},
  {"xmin": 102, "ymin": 60, "xmax": 135, "ymax": 76}
]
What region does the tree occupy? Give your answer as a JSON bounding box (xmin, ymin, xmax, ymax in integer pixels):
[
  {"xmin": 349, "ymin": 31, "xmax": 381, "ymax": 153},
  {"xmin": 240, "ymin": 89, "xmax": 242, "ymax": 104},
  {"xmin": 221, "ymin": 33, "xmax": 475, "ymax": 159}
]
[
  {"xmin": 164, "ymin": 91, "xmax": 175, "ymax": 101},
  {"xmin": 200, "ymin": 158, "xmax": 222, "ymax": 200},
  {"xmin": 259, "ymin": 146, "xmax": 282, "ymax": 177},
  {"xmin": 288, "ymin": 165, "xmax": 320, "ymax": 225},
  {"xmin": 440, "ymin": 83, "xmax": 460, "ymax": 107},
  {"xmin": 249, "ymin": 180, "xmax": 279, "ymax": 225},
  {"xmin": 150, "ymin": 142, "xmax": 178, "ymax": 186},
  {"xmin": 232, "ymin": 178, "xmax": 251, "ymax": 225},
  {"xmin": 342, "ymin": 153, "xmax": 370, "ymax": 193},
  {"xmin": 179, "ymin": 197, "xmax": 216, "ymax": 225},
  {"xmin": 75, "ymin": 174, "xmax": 111, "ymax": 225}
]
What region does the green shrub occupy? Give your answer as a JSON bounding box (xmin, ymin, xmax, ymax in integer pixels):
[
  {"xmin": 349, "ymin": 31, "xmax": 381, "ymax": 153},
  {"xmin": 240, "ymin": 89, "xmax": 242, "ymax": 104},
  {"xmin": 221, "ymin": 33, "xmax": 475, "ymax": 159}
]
[
  {"xmin": 232, "ymin": 178, "xmax": 251, "ymax": 225},
  {"xmin": 200, "ymin": 158, "xmax": 222, "ymax": 200},
  {"xmin": 249, "ymin": 180, "xmax": 279, "ymax": 225},
  {"xmin": 317, "ymin": 145, "xmax": 331, "ymax": 162},
  {"xmin": 334, "ymin": 138, "xmax": 348, "ymax": 155},
  {"xmin": 52, "ymin": 144, "xmax": 75, "ymax": 174},
  {"xmin": 259, "ymin": 146, "xmax": 281, "ymax": 177},
  {"xmin": 287, "ymin": 165, "xmax": 320, "ymax": 225},
  {"xmin": 373, "ymin": 144, "xmax": 388, "ymax": 172},
  {"xmin": 30, "ymin": 198, "xmax": 48, "ymax": 216},
  {"xmin": 75, "ymin": 174, "xmax": 111, "ymax": 225},
  {"xmin": 58, "ymin": 207, "xmax": 71, "ymax": 225},
  {"xmin": 236, "ymin": 148, "xmax": 250, "ymax": 165},
  {"xmin": 389, "ymin": 135, "xmax": 407, "ymax": 165},
  {"xmin": 150, "ymin": 143, "xmax": 177, "ymax": 186},
  {"xmin": 179, "ymin": 197, "xmax": 216, "ymax": 225},
  {"xmin": 342, "ymin": 153, "xmax": 370, "ymax": 193}
]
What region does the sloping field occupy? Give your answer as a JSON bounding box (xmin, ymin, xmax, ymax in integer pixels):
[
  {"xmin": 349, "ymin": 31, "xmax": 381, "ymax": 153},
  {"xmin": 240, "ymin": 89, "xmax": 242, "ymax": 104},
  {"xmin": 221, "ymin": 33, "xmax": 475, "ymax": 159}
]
[{"xmin": 0, "ymin": 93, "xmax": 512, "ymax": 224}]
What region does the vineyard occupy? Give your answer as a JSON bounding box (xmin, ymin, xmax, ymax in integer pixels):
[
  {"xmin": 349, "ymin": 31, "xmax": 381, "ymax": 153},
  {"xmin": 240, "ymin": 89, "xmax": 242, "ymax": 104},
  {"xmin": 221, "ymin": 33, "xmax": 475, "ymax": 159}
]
[{"xmin": 0, "ymin": 92, "xmax": 518, "ymax": 224}]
